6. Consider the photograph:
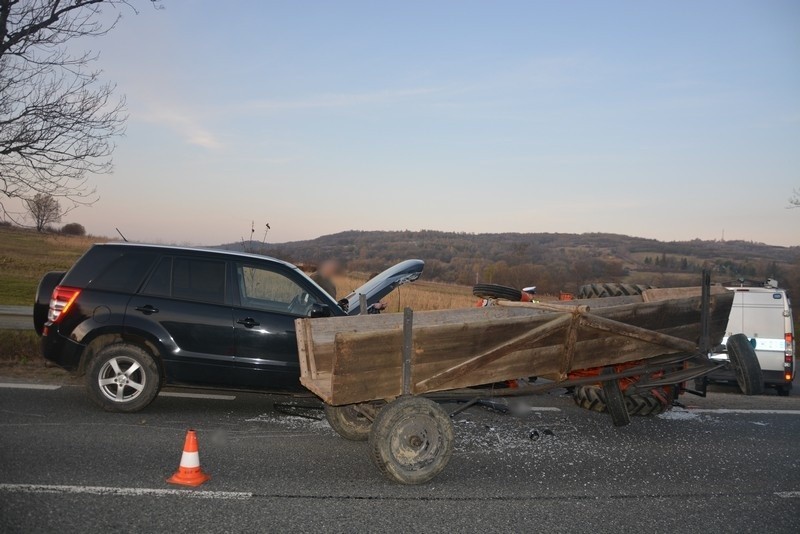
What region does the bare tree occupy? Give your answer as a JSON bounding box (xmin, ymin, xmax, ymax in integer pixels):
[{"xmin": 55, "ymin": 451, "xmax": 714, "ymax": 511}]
[
  {"xmin": 0, "ymin": 0, "xmax": 158, "ymax": 222},
  {"xmin": 25, "ymin": 192, "xmax": 61, "ymax": 231},
  {"xmin": 790, "ymin": 188, "xmax": 800, "ymax": 209}
]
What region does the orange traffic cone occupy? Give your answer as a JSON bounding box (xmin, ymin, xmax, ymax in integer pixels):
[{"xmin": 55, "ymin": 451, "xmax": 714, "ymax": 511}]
[{"xmin": 167, "ymin": 429, "xmax": 210, "ymax": 487}]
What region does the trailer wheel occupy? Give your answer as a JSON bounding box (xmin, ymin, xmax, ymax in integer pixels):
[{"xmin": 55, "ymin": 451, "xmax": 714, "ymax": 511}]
[
  {"xmin": 601, "ymin": 368, "xmax": 630, "ymax": 427},
  {"xmin": 577, "ymin": 283, "xmax": 652, "ymax": 299},
  {"xmin": 325, "ymin": 404, "xmax": 374, "ymax": 441},
  {"xmin": 727, "ymin": 334, "xmax": 763, "ymax": 396},
  {"xmin": 368, "ymin": 397, "xmax": 454, "ymax": 485},
  {"xmin": 472, "ymin": 284, "xmax": 522, "ymax": 302}
]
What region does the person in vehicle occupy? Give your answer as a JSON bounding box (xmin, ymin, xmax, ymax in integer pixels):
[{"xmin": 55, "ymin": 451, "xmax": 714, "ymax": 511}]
[{"xmin": 310, "ymin": 259, "xmax": 341, "ymax": 298}]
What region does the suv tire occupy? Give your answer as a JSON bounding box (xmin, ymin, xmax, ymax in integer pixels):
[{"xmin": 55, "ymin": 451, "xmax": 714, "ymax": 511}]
[{"xmin": 86, "ymin": 344, "xmax": 161, "ymax": 413}]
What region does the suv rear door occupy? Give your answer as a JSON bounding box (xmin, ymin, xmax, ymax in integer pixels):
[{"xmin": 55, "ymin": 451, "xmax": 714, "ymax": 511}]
[
  {"xmin": 230, "ymin": 261, "xmax": 327, "ymax": 390},
  {"xmin": 126, "ymin": 255, "xmax": 236, "ymax": 386}
]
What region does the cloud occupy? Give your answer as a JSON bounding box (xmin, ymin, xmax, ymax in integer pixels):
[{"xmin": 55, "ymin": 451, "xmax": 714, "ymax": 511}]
[{"xmin": 137, "ymin": 108, "xmax": 223, "ymax": 150}]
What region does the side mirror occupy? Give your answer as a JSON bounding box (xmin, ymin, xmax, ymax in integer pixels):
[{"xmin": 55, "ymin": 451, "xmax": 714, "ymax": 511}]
[{"xmin": 309, "ymin": 303, "xmax": 332, "ymax": 318}]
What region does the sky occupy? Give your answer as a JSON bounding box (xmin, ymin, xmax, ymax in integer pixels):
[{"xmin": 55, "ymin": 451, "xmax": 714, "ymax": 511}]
[{"xmin": 18, "ymin": 1, "xmax": 800, "ymax": 246}]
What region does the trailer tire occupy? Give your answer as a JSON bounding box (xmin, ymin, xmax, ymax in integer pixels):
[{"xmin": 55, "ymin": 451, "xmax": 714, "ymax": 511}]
[
  {"xmin": 727, "ymin": 334, "xmax": 763, "ymax": 395},
  {"xmin": 325, "ymin": 404, "xmax": 373, "ymax": 441},
  {"xmin": 578, "ymin": 283, "xmax": 652, "ymax": 299},
  {"xmin": 369, "ymin": 397, "xmax": 454, "ymax": 485},
  {"xmin": 472, "ymin": 284, "xmax": 522, "ymax": 302},
  {"xmin": 573, "ymin": 386, "xmax": 674, "ymax": 416}
]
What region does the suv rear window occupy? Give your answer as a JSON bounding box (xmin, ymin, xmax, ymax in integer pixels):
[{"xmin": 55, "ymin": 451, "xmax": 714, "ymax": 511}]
[{"xmin": 142, "ymin": 256, "xmax": 226, "ymax": 304}]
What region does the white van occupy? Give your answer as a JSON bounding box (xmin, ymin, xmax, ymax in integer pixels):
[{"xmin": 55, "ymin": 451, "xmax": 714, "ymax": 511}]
[{"xmin": 708, "ymin": 279, "xmax": 796, "ymax": 395}]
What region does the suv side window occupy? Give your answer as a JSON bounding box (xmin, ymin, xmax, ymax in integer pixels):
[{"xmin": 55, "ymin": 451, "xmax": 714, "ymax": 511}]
[
  {"xmin": 141, "ymin": 256, "xmax": 227, "ymax": 304},
  {"xmin": 141, "ymin": 257, "xmax": 172, "ymax": 297},
  {"xmin": 90, "ymin": 252, "xmax": 157, "ymax": 293},
  {"xmin": 237, "ymin": 263, "xmax": 315, "ymax": 315}
]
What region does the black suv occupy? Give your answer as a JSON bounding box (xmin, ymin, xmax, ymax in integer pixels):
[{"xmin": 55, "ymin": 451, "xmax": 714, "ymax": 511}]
[{"xmin": 35, "ymin": 243, "xmax": 423, "ymax": 412}]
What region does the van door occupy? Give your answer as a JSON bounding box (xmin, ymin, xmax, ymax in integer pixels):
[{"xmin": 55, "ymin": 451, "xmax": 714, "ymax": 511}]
[{"xmin": 741, "ymin": 290, "xmax": 785, "ymax": 375}]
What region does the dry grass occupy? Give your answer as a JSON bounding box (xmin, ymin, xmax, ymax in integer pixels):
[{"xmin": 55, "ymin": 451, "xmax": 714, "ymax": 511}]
[
  {"xmin": 0, "ymin": 226, "xmax": 105, "ymax": 305},
  {"xmin": 335, "ymin": 274, "xmax": 477, "ymax": 312}
]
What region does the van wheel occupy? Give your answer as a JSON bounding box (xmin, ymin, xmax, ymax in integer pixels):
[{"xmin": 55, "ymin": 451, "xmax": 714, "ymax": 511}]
[
  {"xmin": 775, "ymin": 384, "xmax": 792, "ymax": 397},
  {"xmin": 86, "ymin": 344, "xmax": 160, "ymax": 413},
  {"xmin": 727, "ymin": 334, "xmax": 763, "ymax": 396}
]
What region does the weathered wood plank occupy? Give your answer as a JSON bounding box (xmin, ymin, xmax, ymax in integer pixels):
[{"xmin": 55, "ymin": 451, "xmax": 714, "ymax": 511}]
[
  {"xmin": 415, "ymin": 313, "xmax": 573, "ymax": 391},
  {"xmin": 497, "ymin": 301, "xmax": 591, "ymax": 314},
  {"xmin": 579, "ymin": 313, "xmax": 698, "ymax": 353},
  {"xmin": 559, "ymin": 312, "xmax": 582, "ymax": 379}
]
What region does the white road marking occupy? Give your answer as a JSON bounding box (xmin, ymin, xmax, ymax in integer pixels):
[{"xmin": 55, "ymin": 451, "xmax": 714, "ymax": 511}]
[
  {"xmin": 689, "ymin": 409, "xmax": 800, "ymax": 415},
  {"xmin": 158, "ymin": 392, "xmax": 236, "ymax": 400},
  {"xmin": 0, "ymin": 383, "xmax": 61, "ymax": 390},
  {"xmin": 0, "ymin": 483, "xmax": 252, "ymax": 500},
  {"xmin": 775, "ymin": 491, "xmax": 800, "ymax": 498},
  {"xmin": 526, "ymin": 407, "xmax": 562, "ymax": 412}
]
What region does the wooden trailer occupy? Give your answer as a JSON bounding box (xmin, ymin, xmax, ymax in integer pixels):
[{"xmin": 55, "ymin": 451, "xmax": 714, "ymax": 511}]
[{"xmin": 295, "ymin": 280, "xmax": 755, "ymax": 484}]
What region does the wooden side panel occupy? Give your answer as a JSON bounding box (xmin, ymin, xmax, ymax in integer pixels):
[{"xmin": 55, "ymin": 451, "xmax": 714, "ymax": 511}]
[
  {"xmin": 297, "ymin": 290, "xmax": 735, "ymax": 406},
  {"xmin": 329, "ymin": 329, "xmax": 404, "ymax": 405}
]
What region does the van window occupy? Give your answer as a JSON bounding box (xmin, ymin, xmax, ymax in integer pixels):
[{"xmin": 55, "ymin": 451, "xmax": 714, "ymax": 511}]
[{"xmin": 172, "ymin": 258, "xmax": 226, "ymax": 304}]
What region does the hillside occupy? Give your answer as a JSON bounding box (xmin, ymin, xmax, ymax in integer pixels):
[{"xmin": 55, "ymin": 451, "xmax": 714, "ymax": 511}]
[{"xmin": 223, "ymin": 230, "xmax": 800, "ymax": 294}]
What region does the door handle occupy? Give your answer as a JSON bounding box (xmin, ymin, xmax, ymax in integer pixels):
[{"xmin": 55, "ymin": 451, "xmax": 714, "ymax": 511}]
[
  {"xmin": 135, "ymin": 305, "xmax": 159, "ymax": 315},
  {"xmin": 237, "ymin": 317, "xmax": 260, "ymax": 328}
]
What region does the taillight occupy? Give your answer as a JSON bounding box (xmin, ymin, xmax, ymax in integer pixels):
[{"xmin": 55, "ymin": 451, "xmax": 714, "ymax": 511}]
[
  {"xmin": 48, "ymin": 286, "xmax": 81, "ymax": 323},
  {"xmin": 785, "ymin": 332, "xmax": 794, "ymax": 382},
  {"xmin": 786, "ymin": 333, "xmax": 793, "ymax": 345}
]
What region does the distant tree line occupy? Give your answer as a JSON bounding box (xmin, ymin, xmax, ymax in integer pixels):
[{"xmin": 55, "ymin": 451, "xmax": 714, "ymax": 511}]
[{"xmin": 233, "ymin": 230, "xmax": 798, "ymax": 295}]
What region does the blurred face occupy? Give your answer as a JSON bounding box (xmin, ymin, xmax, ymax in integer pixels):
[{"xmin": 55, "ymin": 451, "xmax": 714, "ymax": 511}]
[{"xmin": 319, "ymin": 260, "xmax": 340, "ymax": 278}]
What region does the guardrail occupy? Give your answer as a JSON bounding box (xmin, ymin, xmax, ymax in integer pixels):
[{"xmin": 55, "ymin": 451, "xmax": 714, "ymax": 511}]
[{"xmin": 0, "ymin": 306, "xmax": 33, "ymax": 330}]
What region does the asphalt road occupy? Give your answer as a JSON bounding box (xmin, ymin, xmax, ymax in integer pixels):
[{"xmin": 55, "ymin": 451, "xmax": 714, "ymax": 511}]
[{"xmin": 1, "ymin": 379, "xmax": 798, "ymax": 533}]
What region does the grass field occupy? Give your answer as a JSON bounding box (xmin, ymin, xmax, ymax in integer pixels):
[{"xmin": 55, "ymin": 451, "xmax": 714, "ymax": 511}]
[
  {"xmin": 335, "ymin": 275, "xmax": 477, "ymax": 312},
  {"xmin": 0, "ymin": 226, "xmax": 102, "ymax": 305}
]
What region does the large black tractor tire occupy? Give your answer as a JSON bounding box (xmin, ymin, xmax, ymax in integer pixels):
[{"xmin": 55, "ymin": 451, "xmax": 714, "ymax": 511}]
[
  {"xmin": 325, "ymin": 403, "xmax": 373, "ymax": 441},
  {"xmin": 578, "ymin": 283, "xmax": 653, "ymax": 299},
  {"xmin": 573, "ymin": 385, "xmax": 675, "ymax": 417},
  {"xmin": 368, "ymin": 396, "xmax": 454, "ymax": 485},
  {"xmin": 727, "ymin": 333, "xmax": 764, "ymax": 395},
  {"xmin": 85, "ymin": 343, "xmax": 161, "ymax": 413},
  {"xmin": 472, "ymin": 284, "xmax": 522, "ymax": 302}
]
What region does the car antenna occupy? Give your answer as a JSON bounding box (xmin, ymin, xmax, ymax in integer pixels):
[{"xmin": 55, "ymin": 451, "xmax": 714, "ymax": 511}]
[{"xmin": 115, "ymin": 227, "xmax": 129, "ymax": 242}]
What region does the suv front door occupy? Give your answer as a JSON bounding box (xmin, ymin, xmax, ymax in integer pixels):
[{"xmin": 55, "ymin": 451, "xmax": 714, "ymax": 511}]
[{"xmin": 231, "ymin": 262, "xmax": 322, "ymax": 390}]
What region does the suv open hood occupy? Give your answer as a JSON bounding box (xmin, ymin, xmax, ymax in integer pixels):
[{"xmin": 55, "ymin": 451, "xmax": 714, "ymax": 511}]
[{"xmin": 344, "ymin": 259, "xmax": 424, "ymax": 316}]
